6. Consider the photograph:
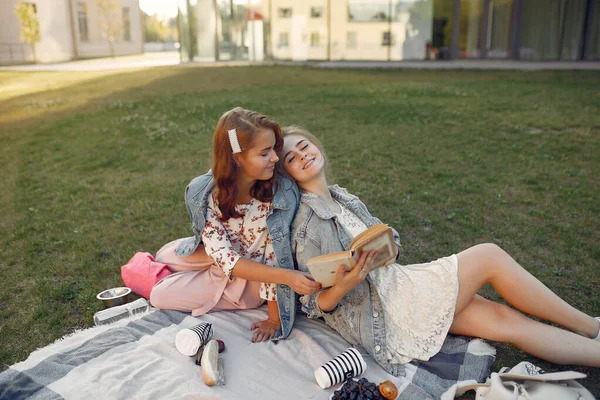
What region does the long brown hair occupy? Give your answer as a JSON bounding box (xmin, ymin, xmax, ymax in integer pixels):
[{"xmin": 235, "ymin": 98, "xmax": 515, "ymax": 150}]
[{"xmin": 212, "ymin": 107, "xmax": 283, "ymax": 221}]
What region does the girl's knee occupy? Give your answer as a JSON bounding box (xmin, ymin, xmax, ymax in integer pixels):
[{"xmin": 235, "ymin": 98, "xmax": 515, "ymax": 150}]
[
  {"xmin": 459, "ymin": 243, "xmax": 505, "ymax": 266},
  {"xmin": 458, "ymin": 243, "xmax": 506, "ymax": 284},
  {"xmin": 149, "ymin": 282, "xmax": 167, "ymax": 309},
  {"xmin": 475, "ymin": 243, "xmax": 506, "ymax": 258},
  {"xmin": 492, "ymin": 302, "xmax": 516, "ymax": 322},
  {"xmin": 470, "ymin": 243, "xmax": 512, "ymax": 277},
  {"xmin": 490, "ymin": 302, "xmax": 528, "ymax": 341},
  {"xmin": 155, "ymin": 248, "xmax": 170, "ymax": 265}
]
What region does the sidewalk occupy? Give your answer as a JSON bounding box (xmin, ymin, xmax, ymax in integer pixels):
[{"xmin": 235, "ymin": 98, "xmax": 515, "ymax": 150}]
[
  {"xmin": 0, "ymin": 51, "xmax": 181, "ymax": 71},
  {"xmin": 278, "ymin": 59, "xmax": 600, "ymax": 71},
  {"xmin": 2, "ymin": 52, "xmax": 599, "ymax": 72}
]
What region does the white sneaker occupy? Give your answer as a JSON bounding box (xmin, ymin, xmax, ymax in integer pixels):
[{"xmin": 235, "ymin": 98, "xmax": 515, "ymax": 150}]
[{"xmin": 594, "ymin": 317, "xmax": 600, "ymax": 342}]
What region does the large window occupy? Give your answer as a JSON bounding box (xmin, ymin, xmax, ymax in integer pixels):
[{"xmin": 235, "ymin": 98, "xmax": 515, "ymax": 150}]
[
  {"xmin": 122, "ymin": 7, "xmax": 131, "ymax": 41},
  {"xmin": 382, "ymin": 31, "xmax": 394, "ymax": 46},
  {"xmin": 348, "ymin": 0, "xmax": 413, "ymax": 22},
  {"xmin": 77, "ymin": 2, "xmax": 89, "ymax": 42},
  {"xmin": 586, "ymin": 0, "xmax": 600, "ymax": 59},
  {"xmin": 487, "ymin": 0, "xmax": 513, "ymax": 58},
  {"xmin": 432, "ymin": 0, "xmax": 453, "ymax": 49},
  {"xmin": 278, "ymin": 8, "xmax": 292, "ymax": 18},
  {"xmin": 215, "ymin": 0, "xmax": 252, "ymax": 61},
  {"xmin": 348, "ymin": 1, "xmax": 390, "ymax": 22},
  {"xmin": 520, "ymin": 0, "xmax": 587, "ymax": 60},
  {"xmin": 458, "ymin": 0, "xmax": 483, "ymax": 58}
]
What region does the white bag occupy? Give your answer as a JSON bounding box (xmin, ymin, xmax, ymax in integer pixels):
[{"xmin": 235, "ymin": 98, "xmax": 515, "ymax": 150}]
[{"xmin": 441, "ymin": 361, "xmax": 595, "ymax": 400}]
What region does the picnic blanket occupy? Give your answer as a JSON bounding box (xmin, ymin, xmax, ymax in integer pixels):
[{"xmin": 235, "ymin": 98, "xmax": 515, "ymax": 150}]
[{"xmin": 0, "ymin": 306, "xmax": 495, "ymax": 400}]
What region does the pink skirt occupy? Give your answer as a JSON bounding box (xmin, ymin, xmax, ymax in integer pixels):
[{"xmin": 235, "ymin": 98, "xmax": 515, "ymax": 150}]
[{"xmin": 149, "ymin": 239, "xmax": 264, "ymax": 316}]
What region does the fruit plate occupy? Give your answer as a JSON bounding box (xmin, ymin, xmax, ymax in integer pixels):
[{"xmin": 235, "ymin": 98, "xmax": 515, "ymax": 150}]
[
  {"xmin": 328, "ymin": 377, "xmax": 390, "ymax": 400},
  {"xmin": 329, "ymin": 378, "xmax": 359, "ymax": 400}
]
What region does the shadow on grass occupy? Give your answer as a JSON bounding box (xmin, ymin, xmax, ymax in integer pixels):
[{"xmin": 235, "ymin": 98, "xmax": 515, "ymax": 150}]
[{"xmin": 3, "ymin": 65, "xmax": 599, "ymax": 135}]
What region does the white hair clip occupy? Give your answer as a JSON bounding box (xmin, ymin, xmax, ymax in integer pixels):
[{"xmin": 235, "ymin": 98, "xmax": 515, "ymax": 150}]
[{"xmin": 228, "ymin": 128, "xmax": 242, "ymax": 154}]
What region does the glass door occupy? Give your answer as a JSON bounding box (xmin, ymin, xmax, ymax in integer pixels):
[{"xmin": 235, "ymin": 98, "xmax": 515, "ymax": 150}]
[
  {"xmin": 215, "ymin": 0, "xmax": 249, "ymax": 61},
  {"xmin": 519, "ymin": 0, "xmax": 588, "ymax": 60},
  {"xmin": 456, "ymin": 0, "xmax": 513, "ymax": 59},
  {"xmin": 432, "ymin": 0, "xmax": 454, "ymax": 58},
  {"xmin": 585, "ymin": 0, "xmax": 600, "ymax": 59},
  {"xmin": 458, "ymin": 0, "xmax": 484, "ymax": 58},
  {"xmin": 486, "ymin": 0, "xmax": 513, "ymax": 58}
]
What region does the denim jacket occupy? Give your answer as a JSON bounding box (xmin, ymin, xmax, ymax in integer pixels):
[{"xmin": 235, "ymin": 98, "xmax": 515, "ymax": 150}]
[
  {"xmin": 175, "ymin": 170, "xmax": 300, "ymax": 341},
  {"xmin": 291, "ymin": 185, "xmax": 404, "ymax": 375}
]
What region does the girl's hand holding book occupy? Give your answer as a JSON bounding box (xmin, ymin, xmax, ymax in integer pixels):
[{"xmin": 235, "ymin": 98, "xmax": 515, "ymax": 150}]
[
  {"xmin": 314, "ymin": 251, "xmax": 377, "ymax": 313},
  {"xmin": 333, "ymin": 250, "xmax": 377, "ymax": 293}
]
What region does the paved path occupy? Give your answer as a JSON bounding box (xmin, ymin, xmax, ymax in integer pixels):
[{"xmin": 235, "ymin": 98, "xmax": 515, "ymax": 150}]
[
  {"xmin": 2, "ymin": 52, "xmax": 599, "ymax": 72},
  {"xmin": 278, "ymin": 60, "xmax": 600, "ymax": 71},
  {"xmin": 0, "ymin": 52, "xmax": 181, "ymax": 71}
]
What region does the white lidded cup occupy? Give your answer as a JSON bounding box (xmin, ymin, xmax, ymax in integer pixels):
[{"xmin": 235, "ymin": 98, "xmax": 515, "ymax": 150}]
[
  {"xmin": 175, "ymin": 322, "xmax": 213, "ymax": 356},
  {"xmin": 314, "ymin": 348, "xmax": 367, "ymax": 389}
]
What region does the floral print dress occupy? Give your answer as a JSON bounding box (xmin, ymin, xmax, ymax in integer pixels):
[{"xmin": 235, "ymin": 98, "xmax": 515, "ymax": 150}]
[{"xmin": 202, "ymin": 190, "xmax": 278, "ymax": 301}]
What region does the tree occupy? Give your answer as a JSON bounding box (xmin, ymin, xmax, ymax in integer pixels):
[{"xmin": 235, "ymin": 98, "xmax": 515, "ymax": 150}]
[
  {"xmin": 186, "ymin": 0, "xmax": 198, "ymax": 60},
  {"xmin": 372, "ymin": 11, "xmax": 388, "ymax": 22},
  {"xmin": 14, "ymin": 1, "xmax": 40, "ymax": 63},
  {"xmin": 143, "ymin": 11, "xmax": 170, "ymax": 43},
  {"xmin": 406, "ymin": 0, "xmax": 433, "ymax": 38},
  {"xmin": 96, "ymin": 0, "xmax": 123, "ymax": 58}
]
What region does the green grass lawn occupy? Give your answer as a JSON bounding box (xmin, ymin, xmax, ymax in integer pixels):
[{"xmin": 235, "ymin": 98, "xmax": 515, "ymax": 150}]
[{"xmin": 1, "ymin": 66, "xmax": 599, "ymax": 394}]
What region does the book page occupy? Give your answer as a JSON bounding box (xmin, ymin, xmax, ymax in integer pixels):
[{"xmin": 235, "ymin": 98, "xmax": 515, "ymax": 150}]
[
  {"xmin": 354, "ymin": 231, "xmax": 396, "ymax": 270},
  {"xmin": 305, "ymin": 225, "xmax": 397, "ymax": 286}
]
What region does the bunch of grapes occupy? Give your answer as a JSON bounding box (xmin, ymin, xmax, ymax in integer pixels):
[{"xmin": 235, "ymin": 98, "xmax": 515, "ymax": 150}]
[{"xmin": 330, "ymin": 378, "xmax": 388, "ymax": 400}]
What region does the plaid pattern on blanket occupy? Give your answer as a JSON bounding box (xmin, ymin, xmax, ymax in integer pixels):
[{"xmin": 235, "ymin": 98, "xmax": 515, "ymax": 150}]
[{"xmin": 0, "ymin": 308, "xmax": 495, "ymax": 400}]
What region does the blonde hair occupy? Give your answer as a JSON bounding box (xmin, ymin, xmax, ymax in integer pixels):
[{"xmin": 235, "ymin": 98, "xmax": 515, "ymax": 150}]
[{"xmin": 278, "ymin": 125, "xmax": 332, "ymax": 180}]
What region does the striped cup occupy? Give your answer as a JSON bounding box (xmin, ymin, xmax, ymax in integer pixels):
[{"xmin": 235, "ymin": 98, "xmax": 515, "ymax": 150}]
[
  {"xmin": 175, "ymin": 322, "xmax": 213, "ymax": 356},
  {"xmin": 314, "ymin": 348, "xmax": 367, "ymax": 389}
]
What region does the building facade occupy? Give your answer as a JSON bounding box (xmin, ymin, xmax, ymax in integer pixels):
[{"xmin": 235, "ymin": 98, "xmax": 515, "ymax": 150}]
[
  {"xmin": 434, "ymin": 0, "xmax": 599, "ymax": 61},
  {"xmin": 0, "ymin": 0, "xmax": 143, "ymax": 64},
  {"xmin": 177, "ymin": 0, "xmax": 599, "ymax": 62}
]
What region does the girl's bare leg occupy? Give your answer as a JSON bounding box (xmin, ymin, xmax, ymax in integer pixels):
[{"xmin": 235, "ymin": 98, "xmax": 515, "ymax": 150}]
[
  {"xmin": 449, "ymin": 295, "xmax": 600, "ymax": 367},
  {"xmin": 454, "ymin": 243, "xmax": 599, "ymax": 339}
]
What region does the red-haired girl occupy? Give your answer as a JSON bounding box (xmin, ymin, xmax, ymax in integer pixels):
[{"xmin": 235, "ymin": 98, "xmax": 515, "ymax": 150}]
[{"xmin": 150, "ymin": 108, "xmax": 321, "ymax": 342}]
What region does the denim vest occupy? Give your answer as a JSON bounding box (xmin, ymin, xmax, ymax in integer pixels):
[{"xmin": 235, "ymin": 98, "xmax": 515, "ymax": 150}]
[
  {"xmin": 291, "ymin": 185, "xmax": 404, "ymax": 376},
  {"xmin": 175, "ymin": 170, "xmax": 300, "ymax": 341}
]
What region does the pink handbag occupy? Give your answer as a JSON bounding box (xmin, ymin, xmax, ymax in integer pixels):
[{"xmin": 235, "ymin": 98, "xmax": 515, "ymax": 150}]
[{"xmin": 121, "ymin": 252, "xmax": 172, "ymax": 299}]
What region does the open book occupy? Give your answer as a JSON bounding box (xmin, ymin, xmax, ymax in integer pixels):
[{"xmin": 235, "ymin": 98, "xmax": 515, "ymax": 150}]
[{"xmin": 306, "ymin": 224, "xmax": 398, "ymax": 287}]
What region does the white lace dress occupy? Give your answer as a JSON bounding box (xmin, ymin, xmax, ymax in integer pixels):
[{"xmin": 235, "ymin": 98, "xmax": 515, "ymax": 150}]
[{"xmin": 333, "ymin": 201, "xmax": 459, "ymax": 364}]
